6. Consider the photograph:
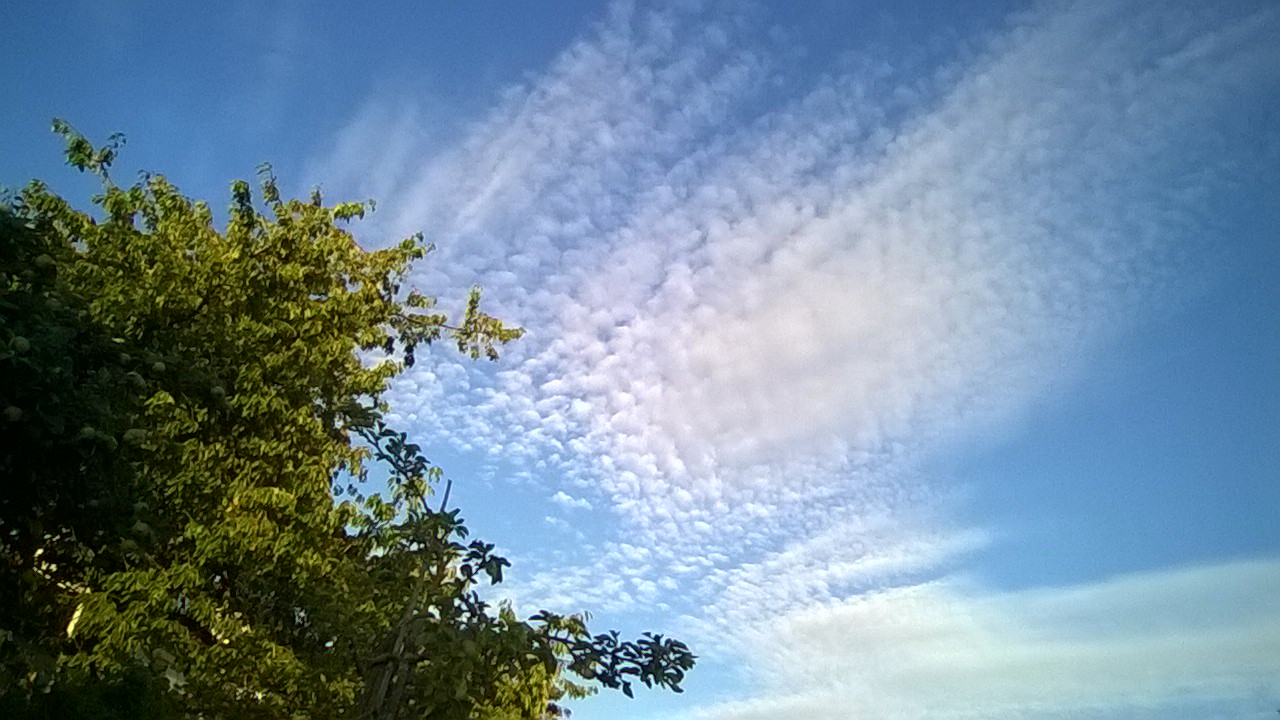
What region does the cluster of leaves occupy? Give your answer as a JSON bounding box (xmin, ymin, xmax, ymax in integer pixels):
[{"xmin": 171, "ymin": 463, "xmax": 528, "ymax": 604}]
[
  {"xmin": 0, "ymin": 186, "xmax": 162, "ymax": 716},
  {"xmin": 0, "ymin": 122, "xmax": 694, "ymax": 719},
  {"xmin": 349, "ymin": 425, "xmax": 694, "ymax": 719}
]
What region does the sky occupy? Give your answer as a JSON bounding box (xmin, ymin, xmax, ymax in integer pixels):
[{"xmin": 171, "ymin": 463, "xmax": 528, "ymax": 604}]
[{"xmin": 3, "ymin": 1, "xmax": 1279, "ymax": 718}]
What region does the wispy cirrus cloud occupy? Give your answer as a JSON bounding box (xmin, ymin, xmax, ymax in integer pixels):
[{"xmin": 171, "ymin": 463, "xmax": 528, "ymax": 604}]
[
  {"xmin": 308, "ymin": 0, "xmax": 1280, "ymax": 715},
  {"xmin": 699, "ymin": 559, "xmax": 1280, "ymax": 720}
]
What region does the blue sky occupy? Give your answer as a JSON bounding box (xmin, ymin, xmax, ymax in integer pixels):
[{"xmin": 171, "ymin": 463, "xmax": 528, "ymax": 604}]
[{"xmin": 4, "ymin": 1, "xmax": 1279, "ymax": 718}]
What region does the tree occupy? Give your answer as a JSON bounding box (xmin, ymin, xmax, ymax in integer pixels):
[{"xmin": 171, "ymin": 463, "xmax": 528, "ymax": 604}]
[{"xmin": 0, "ymin": 121, "xmax": 694, "ymax": 719}]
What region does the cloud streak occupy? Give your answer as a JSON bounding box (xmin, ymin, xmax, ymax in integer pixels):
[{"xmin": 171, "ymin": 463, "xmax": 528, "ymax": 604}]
[{"xmin": 699, "ymin": 559, "xmax": 1280, "ymax": 720}]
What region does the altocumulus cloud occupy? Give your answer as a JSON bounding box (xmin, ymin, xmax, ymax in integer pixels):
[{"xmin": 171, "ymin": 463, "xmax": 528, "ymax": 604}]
[{"xmin": 307, "ymin": 0, "xmax": 1280, "ymax": 716}]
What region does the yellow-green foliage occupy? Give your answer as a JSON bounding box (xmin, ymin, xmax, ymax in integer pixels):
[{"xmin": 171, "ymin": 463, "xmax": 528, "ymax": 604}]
[{"xmin": 0, "ymin": 121, "xmax": 692, "ymax": 720}]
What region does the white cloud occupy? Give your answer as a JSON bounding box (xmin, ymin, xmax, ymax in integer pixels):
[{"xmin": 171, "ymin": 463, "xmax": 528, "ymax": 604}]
[
  {"xmin": 698, "ymin": 559, "xmax": 1280, "ymax": 720},
  {"xmin": 360, "ymin": 0, "xmax": 1277, "ymax": 554},
  {"xmin": 309, "ymin": 0, "xmax": 1280, "ymax": 715},
  {"xmin": 686, "ymin": 518, "xmax": 991, "ymax": 655},
  {"xmin": 551, "ymin": 490, "xmax": 593, "ymax": 511}
]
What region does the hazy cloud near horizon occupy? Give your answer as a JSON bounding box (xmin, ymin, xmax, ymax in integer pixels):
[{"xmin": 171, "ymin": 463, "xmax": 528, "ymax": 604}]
[
  {"xmin": 306, "ymin": 0, "xmax": 1280, "ymax": 716},
  {"xmin": 700, "ymin": 560, "xmax": 1280, "ymax": 720}
]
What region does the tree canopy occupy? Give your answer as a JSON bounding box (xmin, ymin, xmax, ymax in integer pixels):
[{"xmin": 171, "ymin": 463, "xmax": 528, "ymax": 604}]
[{"xmin": 0, "ymin": 121, "xmax": 694, "ymax": 719}]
